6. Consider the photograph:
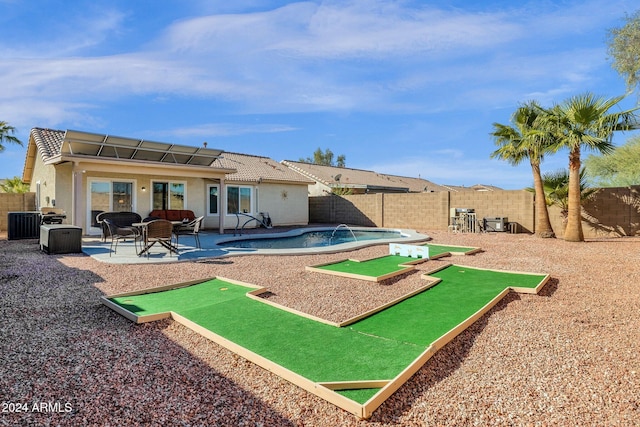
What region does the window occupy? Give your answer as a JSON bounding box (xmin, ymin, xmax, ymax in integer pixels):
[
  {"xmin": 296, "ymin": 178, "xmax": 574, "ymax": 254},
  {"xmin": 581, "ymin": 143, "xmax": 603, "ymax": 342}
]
[
  {"xmin": 152, "ymin": 181, "xmax": 185, "ymax": 210},
  {"xmin": 207, "ymin": 185, "xmax": 219, "ymax": 215},
  {"xmin": 227, "ymin": 186, "xmax": 252, "ymax": 214}
]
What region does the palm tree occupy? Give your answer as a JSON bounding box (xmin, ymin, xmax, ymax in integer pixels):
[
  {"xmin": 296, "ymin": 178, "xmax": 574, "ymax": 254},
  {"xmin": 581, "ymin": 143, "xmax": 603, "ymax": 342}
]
[
  {"xmin": 540, "ymin": 93, "xmax": 639, "ymax": 242},
  {"xmin": 539, "ymin": 168, "xmax": 596, "ymax": 228},
  {"xmin": 490, "ymin": 101, "xmax": 556, "ymax": 238},
  {"xmin": 0, "ymin": 176, "xmax": 30, "ymax": 193},
  {"xmin": 0, "ymin": 121, "xmax": 22, "ymax": 152}
]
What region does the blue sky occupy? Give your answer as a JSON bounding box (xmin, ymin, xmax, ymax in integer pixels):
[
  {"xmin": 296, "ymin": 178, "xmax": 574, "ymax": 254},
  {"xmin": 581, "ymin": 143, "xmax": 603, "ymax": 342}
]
[{"xmin": 1, "ymin": 0, "xmax": 638, "ymax": 189}]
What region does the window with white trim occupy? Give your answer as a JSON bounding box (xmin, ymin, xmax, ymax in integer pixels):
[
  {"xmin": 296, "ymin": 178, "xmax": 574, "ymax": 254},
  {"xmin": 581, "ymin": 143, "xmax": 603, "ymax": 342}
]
[
  {"xmin": 207, "ymin": 184, "xmax": 219, "ymax": 215},
  {"xmin": 227, "ymin": 185, "xmax": 252, "ymax": 214}
]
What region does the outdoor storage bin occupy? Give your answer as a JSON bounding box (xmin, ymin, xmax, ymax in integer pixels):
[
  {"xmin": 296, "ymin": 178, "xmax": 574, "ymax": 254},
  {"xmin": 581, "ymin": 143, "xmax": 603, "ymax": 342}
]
[
  {"xmin": 484, "ymin": 217, "xmax": 508, "ymax": 232},
  {"xmin": 8, "ymin": 211, "xmax": 41, "ymax": 240},
  {"xmin": 40, "ymin": 224, "xmax": 82, "ymax": 254}
]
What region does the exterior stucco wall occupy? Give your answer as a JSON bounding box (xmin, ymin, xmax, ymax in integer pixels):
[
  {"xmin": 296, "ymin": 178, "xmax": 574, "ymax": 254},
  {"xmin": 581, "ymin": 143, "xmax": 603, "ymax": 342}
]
[
  {"xmin": 256, "ymin": 183, "xmax": 309, "ymax": 226},
  {"xmin": 220, "ymin": 182, "xmax": 309, "ymax": 230},
  {"xmin": 54, "ymin": 163, "xmax": 73, "ymax": 221},
  {"xmin": 308, "ymin": 181, "xmax": 330, "ymax": 197},
  {"xmin": 29, "ymin": 158, "xmax": 58, "ymax": 212},
  {"xmin": 81, "ymin": 171, "xmax": 210, "ymax": 231},
  {"xmin": 24, "ymin": 150, "xmax": 309, "ymax": 234}
]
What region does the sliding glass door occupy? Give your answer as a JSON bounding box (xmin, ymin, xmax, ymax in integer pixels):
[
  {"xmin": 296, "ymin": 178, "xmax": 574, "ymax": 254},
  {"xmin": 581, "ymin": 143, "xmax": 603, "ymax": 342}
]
[{"xmin": 88, "ymin": 180, "xmax": 135, "ymax": 235}]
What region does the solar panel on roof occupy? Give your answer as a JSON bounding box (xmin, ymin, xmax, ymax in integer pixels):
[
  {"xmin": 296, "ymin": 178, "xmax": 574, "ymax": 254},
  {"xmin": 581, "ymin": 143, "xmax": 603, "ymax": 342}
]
[{"xmin": 60, "ymin": 129, "xmax": 222, "ymax": 166}]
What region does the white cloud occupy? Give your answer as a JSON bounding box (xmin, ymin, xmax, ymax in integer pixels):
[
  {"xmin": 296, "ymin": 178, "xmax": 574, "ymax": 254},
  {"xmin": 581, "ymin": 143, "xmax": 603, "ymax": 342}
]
[
  {"xmin": 164, "ymin": 123, "xmax": 299, "ymax": 138},
  {"xmin": 0, "ymin": 0, "xmax": 632, "ymax": 128}
]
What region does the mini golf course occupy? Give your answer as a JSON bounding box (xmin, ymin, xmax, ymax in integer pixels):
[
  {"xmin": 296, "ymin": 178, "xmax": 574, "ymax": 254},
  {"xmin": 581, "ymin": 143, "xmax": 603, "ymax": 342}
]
[
  {"xmin": 103, "ymin": 242, "xmax": 549, "ymax": 419},
  {"xmin": 306, "ymin": 243, "xmax": 482, "ymax": 282}
]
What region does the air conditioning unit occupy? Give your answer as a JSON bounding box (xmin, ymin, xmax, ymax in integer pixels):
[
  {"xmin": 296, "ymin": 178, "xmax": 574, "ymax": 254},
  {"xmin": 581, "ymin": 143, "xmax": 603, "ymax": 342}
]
[
  {"xmin": 484, "ymin": 217, "xmax": 508, "ymax": 232},
  {"xmin": 8, "ymin": 212, "xmax": 41, "ymax": 240}
]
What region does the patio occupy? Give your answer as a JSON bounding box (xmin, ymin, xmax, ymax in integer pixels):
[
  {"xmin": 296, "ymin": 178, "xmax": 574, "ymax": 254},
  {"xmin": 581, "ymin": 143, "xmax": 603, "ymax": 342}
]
[
  {"xmin": 80, "ymin": 226, "xmax": 431, "ymax": 264},
  {"xmin": 82, "ymin": 228, "xmax": 277, "ymax": 264}
]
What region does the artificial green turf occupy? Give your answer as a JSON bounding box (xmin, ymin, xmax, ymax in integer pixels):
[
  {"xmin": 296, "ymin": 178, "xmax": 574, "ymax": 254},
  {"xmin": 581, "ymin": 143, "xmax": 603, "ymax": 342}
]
[
  {"xmin": 108, "ymin": 267, "xmax": 546, "ymax": 405},
  {"xmin": 109, "ymin": 279, "xmax": 246, "ymax": 316},
  {"xmin": 422, "ymin": 243, "xmax": 477, "ymax": 256},
  {"xmin": 337, "ymin": 388, "xmax": 380, "ymax": 403},
  {"xmin": 315, "ymin": 244, "xmax": 478, "ymax": 279},
  {"xmin": 349, "ymin": 266, "xmax": 543, "ymax": 347},
  {"xmin": 179, "ymin": 295, "xmax": 424, "ymax": 382},
  {"xmin": 316, "ymin": 255, "xmax": 416, "ymax": 277}
]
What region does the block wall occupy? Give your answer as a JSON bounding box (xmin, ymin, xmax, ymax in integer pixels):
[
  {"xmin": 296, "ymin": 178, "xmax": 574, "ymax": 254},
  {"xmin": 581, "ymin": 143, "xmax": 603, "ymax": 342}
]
[
  {"xmin": 0, "ymin": 193, "xmax": 37, "ymax": 232},
  {"xmin": 450, "ymin": 190, "xmax": 535, "ymax": 233},
  {"xmin": 309, "ymin": 190, "xmax": 533, "ymax": 232},
  {"xmin": 382, "ymin": 192, "xmax": 450, "ymax": 230},
  {"xmin": 549, "ymin": 186, "xmax": 640, "ymax": 238}
]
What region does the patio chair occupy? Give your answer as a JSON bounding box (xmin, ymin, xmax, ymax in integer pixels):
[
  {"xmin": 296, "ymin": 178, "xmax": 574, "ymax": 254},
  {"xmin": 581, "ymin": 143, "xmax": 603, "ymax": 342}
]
[
  {"xmin": 96, "ymin": 211, "xmax": 142, "ymax": 241},
  {"xmin": 103, "ymin": 218, "xmax": 141, "ymax": 257},
  {"xmin": 173, "ymin": 216, "xmax": 204, "ymax": 249},
  {"xmin": 144, "ymin": 219, "xmax": 178, "ymax": 258}
]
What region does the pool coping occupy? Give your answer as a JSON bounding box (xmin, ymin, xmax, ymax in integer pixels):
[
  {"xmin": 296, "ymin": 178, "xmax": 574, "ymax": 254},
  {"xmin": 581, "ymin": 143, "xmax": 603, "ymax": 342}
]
[{"xmin": 213, "ymin": 227, "xmax": 431, "ymax": 256}]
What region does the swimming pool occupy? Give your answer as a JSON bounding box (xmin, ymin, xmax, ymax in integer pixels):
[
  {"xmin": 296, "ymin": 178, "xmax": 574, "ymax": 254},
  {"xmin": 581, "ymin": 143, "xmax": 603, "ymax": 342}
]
[{"xmin": 216, "ymin": 227, "xmax": 429, "ymax": 253}]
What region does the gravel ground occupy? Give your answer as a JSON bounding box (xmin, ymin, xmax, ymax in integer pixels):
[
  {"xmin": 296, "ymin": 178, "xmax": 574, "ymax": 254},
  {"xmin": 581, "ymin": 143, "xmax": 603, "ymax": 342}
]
[{"xmin": 1, "ymin": 229, "xmax": 639, "ymax": 426}]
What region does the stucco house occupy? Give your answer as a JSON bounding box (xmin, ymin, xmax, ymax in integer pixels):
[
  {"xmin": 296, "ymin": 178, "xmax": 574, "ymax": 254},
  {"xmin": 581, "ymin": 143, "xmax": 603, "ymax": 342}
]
[
  {"xmin": 23, "ymin": 128, "xmax": 313, "ymax": 235},
  {"xmin": 281, "ymin": 160, "xmax": 450, "ymax": 196}
]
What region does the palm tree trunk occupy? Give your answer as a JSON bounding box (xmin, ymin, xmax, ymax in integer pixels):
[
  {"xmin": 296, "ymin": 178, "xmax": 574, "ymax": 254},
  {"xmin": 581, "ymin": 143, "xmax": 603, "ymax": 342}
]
[
  {"xmin": 531, "ymin": 161, "xmax": 555, "ymax": 238},
  {"xmin": 564, "ymin": 147, "xmax": 585, "ymax": 242}
]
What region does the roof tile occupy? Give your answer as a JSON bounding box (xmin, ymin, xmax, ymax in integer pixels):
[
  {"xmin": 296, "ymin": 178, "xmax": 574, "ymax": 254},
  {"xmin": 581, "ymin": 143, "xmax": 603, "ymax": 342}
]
[
  {"xmin": 281, "ymin": 160, "xmax": 449, "ymax": 192},
  {"xmin": 213, "ymin": 153, "xmax": 314, "ymax": 184}
]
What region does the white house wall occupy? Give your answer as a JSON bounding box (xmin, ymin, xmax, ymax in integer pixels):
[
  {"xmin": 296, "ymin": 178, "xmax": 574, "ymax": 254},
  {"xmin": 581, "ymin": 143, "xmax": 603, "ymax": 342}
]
[
  {"xmin": 256, "ymin": 183, "xmax": 309, "ymax": 226},
  {"xmin": 55, "ymin": 163, "xmax": 74, "ymax": 222},
  {"xmin": 82, "ymin": 171, "xmax": 208, "ymax": 216},
  {"xmin": 29, "ymin": 156, "xmax": 58, "ymax": 211},
  {"xmin": 308, "ymin": 181, "xmax": 331, "ymax": 197},
  {"xmin": 29, "ymin": 156, "xmax": 310, "ymax": 232}
]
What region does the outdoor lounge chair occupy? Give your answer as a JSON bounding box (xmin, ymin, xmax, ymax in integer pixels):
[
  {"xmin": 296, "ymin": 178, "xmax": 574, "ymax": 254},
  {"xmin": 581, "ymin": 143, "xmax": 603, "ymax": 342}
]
[
  {"xmin": 173, "ymin": 216, "xmax": 204, "ymax": 249},
  {"xmin": 102, "ymin": 218, "xmax": 141, "ymax": 256}
]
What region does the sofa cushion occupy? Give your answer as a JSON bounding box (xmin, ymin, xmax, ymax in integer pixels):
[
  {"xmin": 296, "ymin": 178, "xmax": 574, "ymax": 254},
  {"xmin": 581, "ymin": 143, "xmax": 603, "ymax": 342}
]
[
  {"xmin": 149, "ymin": 210, "xmax": 195, "ymax": 222},
  {"xmin": 179, "ymin": 210, "xmax": 196, "ymax": 221}
]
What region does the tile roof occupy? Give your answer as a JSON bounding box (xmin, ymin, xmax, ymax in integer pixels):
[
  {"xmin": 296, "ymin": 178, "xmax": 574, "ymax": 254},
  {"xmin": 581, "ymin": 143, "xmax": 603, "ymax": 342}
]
[
  {"xmin": 213, "ymin": 153, "xmax": 314, "ymax": 184},
  {"xmin": 30, "ymin": 128, "xmax": 65, "ymax": 160},
  {"xmin": 281, "ymin": 160, "xmax": 449, "ymax": 192}
]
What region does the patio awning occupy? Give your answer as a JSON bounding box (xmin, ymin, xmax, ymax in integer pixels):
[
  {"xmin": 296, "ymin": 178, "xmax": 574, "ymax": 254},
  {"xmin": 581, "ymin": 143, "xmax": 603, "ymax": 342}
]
[{"xmin": 61, "ymin": 129, "xmax": 223, "ymax": 166}]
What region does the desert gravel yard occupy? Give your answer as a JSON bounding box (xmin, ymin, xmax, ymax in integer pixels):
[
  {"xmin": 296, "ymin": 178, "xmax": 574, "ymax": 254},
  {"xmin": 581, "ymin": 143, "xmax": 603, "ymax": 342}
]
[{"xmin": 1, "ymin": 230, "xmax": 639, "ymax": 426}]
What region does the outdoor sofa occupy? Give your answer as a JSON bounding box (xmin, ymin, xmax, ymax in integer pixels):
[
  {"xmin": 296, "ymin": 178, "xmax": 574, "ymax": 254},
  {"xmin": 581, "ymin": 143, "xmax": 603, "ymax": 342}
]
[
  {"xmin": 148, "ymin": 209, "xmax": 196, "ymax": 222},
  {"xmin": 96, "ymin": 211, "xmax": 142, "ymax": 241}
]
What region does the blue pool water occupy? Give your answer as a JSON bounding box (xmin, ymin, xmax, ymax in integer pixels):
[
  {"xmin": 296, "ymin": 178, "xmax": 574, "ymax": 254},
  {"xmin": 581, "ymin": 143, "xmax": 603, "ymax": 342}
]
[{"xmin": 217, "ymin": 229, "xmax": 406, "ymax": 249}]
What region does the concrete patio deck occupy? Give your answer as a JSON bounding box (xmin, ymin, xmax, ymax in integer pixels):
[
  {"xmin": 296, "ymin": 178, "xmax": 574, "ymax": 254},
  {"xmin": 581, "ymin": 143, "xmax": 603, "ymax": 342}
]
[{"xmin": 80, "ymin": 226, "xmax": 431, "ymax": 264}]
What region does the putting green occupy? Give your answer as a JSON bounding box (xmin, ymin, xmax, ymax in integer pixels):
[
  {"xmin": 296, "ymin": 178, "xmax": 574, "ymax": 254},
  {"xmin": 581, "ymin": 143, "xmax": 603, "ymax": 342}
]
[
  {"xmin": 423, "ymin": 243, "xmax": 478, "ymax": 257},
  {"xmin": 106, "ymin": 265, "xmax": 547, "ymax": 414},
  {"xmin": 308, "ymin": 243, "xmax": 480, "ymax": 281},
  {"xmin": 313, "ymin": 255, "xmax": 419, "ymax": 277}
]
